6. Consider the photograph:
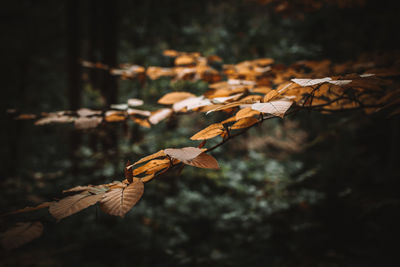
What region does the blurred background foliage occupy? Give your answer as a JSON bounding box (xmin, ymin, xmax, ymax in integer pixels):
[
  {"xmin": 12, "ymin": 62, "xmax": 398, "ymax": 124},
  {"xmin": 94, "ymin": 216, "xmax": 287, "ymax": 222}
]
[{"xmin": 1, "ymin": 0, "xmax": 399, "ymax": 266}]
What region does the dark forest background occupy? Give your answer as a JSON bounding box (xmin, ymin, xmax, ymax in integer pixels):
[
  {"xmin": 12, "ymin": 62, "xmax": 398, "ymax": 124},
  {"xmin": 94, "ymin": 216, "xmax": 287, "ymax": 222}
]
[{"xmin": 1, "ymin": 0, "xmax": 399, "ymax": 266}]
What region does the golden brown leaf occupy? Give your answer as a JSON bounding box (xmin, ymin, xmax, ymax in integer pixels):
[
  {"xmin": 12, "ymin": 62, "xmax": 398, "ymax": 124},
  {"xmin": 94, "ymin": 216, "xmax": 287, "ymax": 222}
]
[
  {"xmin": 158, "ymin": 92, "xmax": 196, "ymax": 105},
  {"xmin": 1, "ymin": 222, "xmax": 43, "ymax": 250},
  {"xmin": 100, "ymin": 178, "xmax": 144, "ymax": 217},
  {"xmin": 185, "ymin": 153, "xmax": 219, "ymax": 169},
  {"xmin": 231, "ymin": 117, "xmax": 259, "ymax": 130},
  {"xmin": 190, "ymin": 123, "xmax": 224, "ymax": 140},
  {"xmin": 6, "ymin": 202, "xmax": 52, "ymax": 216},
  {"xmin": 133, "ymin": 159, "xmax": 170, "ymax": 176},
  {"xmin": 235, "ymin": 108, "xmax": 260, "ymax": 120}
]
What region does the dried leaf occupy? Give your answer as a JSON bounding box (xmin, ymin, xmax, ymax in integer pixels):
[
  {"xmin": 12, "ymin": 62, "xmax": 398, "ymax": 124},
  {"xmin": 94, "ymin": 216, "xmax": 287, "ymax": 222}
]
[
  {"xmin": 125, "ymin": 160, "xmax": 133, "ymax": 183},
  {"xmin": 6, "ymin": 202, "xmax": 52, "ymax": 216},
  {"xmin": 231, "ymin": 117, "xmax": 259, "ymax": 130},
  {"xmin": 291, "ymin": 77, "xmax": 332, "ymax": 86},
  {"xmin": 105, "ymin": 111, "xmax": 126, "ymax": 122},
  {"xmin": 133, "ymin": 150, "xmax": 166, "ymax": 166},
  {"xmin": 173, "ymin": 96, "xmax": 212, "ymax": 112},
  {"xmin": 190, "ymin": 123, "xmax": 224, "ymax": 140},
  {"xmin": 1, "ymin": 222, "xmax": 43, "ymax": 250},
  {"xmin": 164, "ymin": 147, "xmax": 205, "ymax": 162},
  {"xmin": 77, "ymin": 108, "xmax": 102, "ymax": 117},
  {"xmin": 251, "ymin": 99, "xmax": 293, "ymax": 118},
  {"xmin": 49, "ymin": 192, "xmax": 104, "ymax": 220},
  {"xmin": 131, "ymin": 117, "xmax": 151, "ymax": 128},
  {"xmin": 185, "ymin": 153, "xmax": 219, "ymax": 169},
  {"xmin": 100, "ymin": 178, "xmax": 144, "ymax": 217},
  {"xmin": 158, "ymin": 92, "xmax": 196, "ymax": 105}
]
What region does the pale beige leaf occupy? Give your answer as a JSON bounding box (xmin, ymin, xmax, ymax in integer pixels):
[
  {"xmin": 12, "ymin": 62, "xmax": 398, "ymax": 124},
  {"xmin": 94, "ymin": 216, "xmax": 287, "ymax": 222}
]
[
  {"xmin": 76, "ymin": 108, "xmax": 102, "ymax": 117},
  {"xmin": 251, "ymin": 99, "xmax": 293, "ymax": 118},
  {"xmin": 149, "ymin": 108, "xmax": 173, "ymax": 125},
  {"xmin": 184, "ymin": 153, "xmax": 219, "ymax": 169},
  {"xmin": 158, "ymin": 92, "xmax": 196, "ymax": 105},
  {"xmin": 127, "ymin": 98, "xmax": 144, "ymax": 107},
  {"xmin": 49, "ymin": 192, "xmax": 104, "ymax": 220},
  {"xmin": 231, "ymin": 117, "xmax": 259, "ymax": 130},
  {"xmin": 74, "ymin": 117, "xmax": 102, "ymax": 129},
  {"xmin": 235, "ymin": 108, "xmax": 260, "ymax": 120},
  {"xmin": 1, "ymin": 222, "xmax": 43, "ymax": 250},
  {"xmin": 132, "ymin": 150, "xmax": 166, "ymax": 166},
  {"xmin": 190, "ymin": 123, "xmax": 224, "ymax": 140},
  {"xmin": 164, "ymin": 147, "xmax": 205, "ymax": 161},
  {"xmin": 291, "ymin": 77, "xmax": 332, "ymax": 87},
  {"xmin": 172, "ymin": 96, "xmax": 211, "ymax": 112},
  {"xmin": 100, "ymin": 178, "xmax": 144, "ymax": 217}
]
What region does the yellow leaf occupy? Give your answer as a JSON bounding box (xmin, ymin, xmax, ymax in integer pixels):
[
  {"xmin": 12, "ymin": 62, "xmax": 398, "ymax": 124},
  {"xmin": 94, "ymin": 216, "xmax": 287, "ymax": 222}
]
[{"xmin": 190, "ymin": 123, "xmax": 224, "ymax": 140}]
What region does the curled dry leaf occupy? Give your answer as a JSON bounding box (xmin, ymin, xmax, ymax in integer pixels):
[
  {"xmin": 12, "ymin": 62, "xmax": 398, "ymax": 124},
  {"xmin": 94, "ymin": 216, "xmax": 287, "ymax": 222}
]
[
  {"xmin": 291, "ymin": 77, "xmax": 332, "ymax": 87},
  {"xmin": 133, "ymin": 150, "xmax": 166, "ymax": 166},
  {"xmin": 125, "ymin": 160, "xmax": 133, "ymax": 183},
  {"xmin": 231, "ymin": 117, "xmax": 259, "ymax": 130},
  {"xmin": 49, "ymin": 192, "xmax": 105, "ymax": 220},
  {"xmin": 1, "ymin": 222, "xmax": 43, "ymax": 250},
  {"xmin": 190, "ymin": 123, "xmax": 224, "ymax": 140},
  {"xmin": 5, "ymin": 202, "xmax": 52, "ymax": 216},
  {"xmin": 158, "ymin": 91, "xmax": 196, "ymax": 105},
  {"xmin": 251, "ymin": 99, "xmax": 293, "ymax": 118},
  {"xmin": 185, "ymin": 153, "xmax": 219, "ymax": 169},
  {"xmin": 164, "ymin": 147, "xmax": 205, "ymax": 162},
  {"xmin": 100, "ymin": 178, "xmax": 144, "ymax": 217}
]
